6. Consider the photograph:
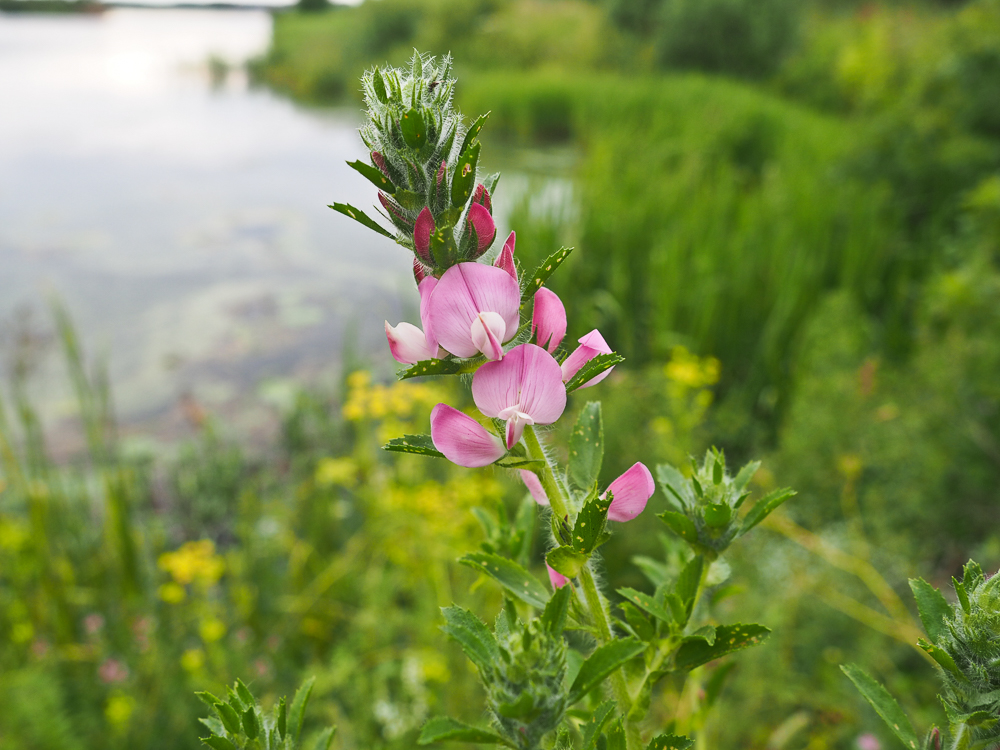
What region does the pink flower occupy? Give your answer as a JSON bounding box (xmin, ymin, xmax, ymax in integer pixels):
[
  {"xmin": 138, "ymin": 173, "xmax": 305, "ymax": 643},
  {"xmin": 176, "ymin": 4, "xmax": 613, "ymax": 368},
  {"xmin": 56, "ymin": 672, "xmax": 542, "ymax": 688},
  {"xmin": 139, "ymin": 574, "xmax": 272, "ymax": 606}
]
[
  {"xmin": 560, "ymin": 329, "xmax": 614, "ymax": 388},
  {"xmin": 424, "ymin": 262, "xmax": 520, "ymax": 360},
  {"xmin": 532, "ymin": 288, "xmax": 566, "ymax": 354},
  {"xmin": 467, "ymin": 203, "xmax": 496, "ymax": 257},
  {"xmin": 430, "ymin": 403, "xmax": 506, "ymax": 467},
  {"xmin": 520, "ymin": 470, "xmax": 548, "ymax": 506},
  {"xmin": 472, "ymin": 343, "xmax": 567, "ymax": 449},
  {"xmin": 473, "ymin": 183, "xmax": 492, "ymax": 212},
  {"xmin": 547, "ymin": 563, "xmax": 570, "ymax": 589},
  {"xmin": 99, "ymin": 658, "xmax": 129, "ymax": 684},
  {"xmin": 414, "ymin": 207, "xmax": 435, "ymax": 263},
  {"xmin": 856, "ymin": 735, "xmax": 881, "ymax": 750},
  {"xmin": 603, "ymin": 463, "xmax": 654, "ymax": 522},
  {"xmin": 494, "ymin": 231, "xmax": 517, "ymax": 283},
  {"xmin": 385, "ymin": 277, "xmax": 440, "ymax": 364}
]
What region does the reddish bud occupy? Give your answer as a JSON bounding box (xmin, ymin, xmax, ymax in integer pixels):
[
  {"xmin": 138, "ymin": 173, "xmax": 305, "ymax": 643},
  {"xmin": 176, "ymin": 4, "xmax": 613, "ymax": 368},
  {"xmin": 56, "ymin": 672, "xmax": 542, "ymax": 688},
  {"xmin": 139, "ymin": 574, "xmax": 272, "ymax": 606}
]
[
  {"xmin": 371, "ymin": 151, "xmax": 388, "ymax": 177},
  {"xmin": 436, "ymin": 160, "xmax": 446, "ymax": 186},
  {"xmin": 413, "ymin": 257, "xmax": 428, "ymax": 284},
  {"xmin": 414, "ymin": 207, "xmax": 435, "ymax": 263},
  {"xmin": 472, "ymin": 183, "xmax": 492, "ymax": 212}
]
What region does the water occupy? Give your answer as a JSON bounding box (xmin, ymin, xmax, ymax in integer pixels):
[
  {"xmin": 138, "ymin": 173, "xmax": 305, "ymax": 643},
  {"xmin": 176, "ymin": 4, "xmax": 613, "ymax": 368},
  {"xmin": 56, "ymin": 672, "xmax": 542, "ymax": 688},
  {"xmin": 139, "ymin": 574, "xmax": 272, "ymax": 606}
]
[{"xmin": 0, "ymin": 8, "xmax": 421, "ymax": 440}]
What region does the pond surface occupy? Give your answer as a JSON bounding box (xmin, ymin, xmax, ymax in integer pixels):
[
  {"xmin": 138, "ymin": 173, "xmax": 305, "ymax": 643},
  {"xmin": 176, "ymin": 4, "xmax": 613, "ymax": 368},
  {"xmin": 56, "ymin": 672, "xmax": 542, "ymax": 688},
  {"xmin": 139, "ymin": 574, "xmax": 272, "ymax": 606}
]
[{"xmin": 0, "ymin": 8, "xmax": 443, "ymax": 441}]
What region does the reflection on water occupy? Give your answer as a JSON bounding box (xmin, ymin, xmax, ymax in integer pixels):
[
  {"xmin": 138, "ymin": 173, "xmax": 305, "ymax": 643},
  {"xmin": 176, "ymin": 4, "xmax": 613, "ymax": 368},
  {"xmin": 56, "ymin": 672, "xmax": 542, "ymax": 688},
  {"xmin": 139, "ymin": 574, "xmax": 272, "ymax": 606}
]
[{"xmin": 0, "ymin": 8, "xmax": 413, "ymax": 439}]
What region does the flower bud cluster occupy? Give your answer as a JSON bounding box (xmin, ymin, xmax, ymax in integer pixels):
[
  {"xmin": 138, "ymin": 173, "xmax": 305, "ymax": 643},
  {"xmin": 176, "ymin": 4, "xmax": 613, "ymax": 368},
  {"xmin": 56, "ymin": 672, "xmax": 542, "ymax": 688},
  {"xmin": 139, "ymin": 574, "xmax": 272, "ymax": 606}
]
[{"xmin": 483, "ymin": 620, "xmax": 568, "ymax": 750}]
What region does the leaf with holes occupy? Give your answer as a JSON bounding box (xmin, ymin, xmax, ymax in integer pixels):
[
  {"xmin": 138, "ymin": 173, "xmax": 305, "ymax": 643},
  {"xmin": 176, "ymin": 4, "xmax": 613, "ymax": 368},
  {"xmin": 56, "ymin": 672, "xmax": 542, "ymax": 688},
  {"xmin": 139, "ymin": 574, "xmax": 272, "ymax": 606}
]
[
  {"xmin": 840, "ymin": 664, "xmax": 918, "ymax": 750},
  {"xmin": 329, "ymin": 203, "xmax": 394, "ymax": 239},
  {"xmin": 451, "ymin": 142, "xmax": 481, "ymax": 207},
  {"xmin": 572, "ymin": 492, "xmax": 612, "ymax": 554},
  {"xmin": 383, "ymin": 434, "xmax": 444, "ymax": 458},
  {"xmin": 522, "ymin": 247, "xmax": 574, "ymax": 304},
  {"xmin": 460, "ymin": 112, "xmax": 490, "ymax": 155},
  {"xmin": 674, "ymin": 624, "xmax": 770, "ymax": 671},
  {"xmin": 460, "ymin": 552, "xmax": 550, "ymax": 609},
  {"xmin": 566, "ymin": 354, "xmax": 625, "ymax": 393},
  {"xmin": 397, "ymin": 357, "xmax": 465, "ymax": 380}
]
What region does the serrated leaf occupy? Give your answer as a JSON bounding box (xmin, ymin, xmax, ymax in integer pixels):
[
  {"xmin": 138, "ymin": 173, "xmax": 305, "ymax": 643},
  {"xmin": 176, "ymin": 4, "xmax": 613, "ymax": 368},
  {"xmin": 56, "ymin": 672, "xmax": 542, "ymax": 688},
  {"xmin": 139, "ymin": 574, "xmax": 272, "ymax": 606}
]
[
  {"xmin": 568, "ymin": 402, "xmax": 603, "ymax": 492},
  {"xmin": 572, "ymin": 493, "xmax": 612, "ymax": 554},
  {"xmin": 841, "ymin": 665, "xmax": 918, "ymax": 749},
  {"xmin": 397, "ymin": 357, "xmax": 466, "ymax": 380},
  {"xmin": 460, "ymin": 112, "xmax": 490, "ymax": 155},
  {"xmin": 581, "ymin": 701, "xmax": 617, "ymax": 750},
  {"xmin": 674, "ymin": 623, "xmax": 770, "ymax": 671},
  {"xmin": 541, "ymin": 584, "xmax": 572, "ymax": 634},
  {"xmin": 618, "ymin": 587, "xmax": 673, "ymax": 624},
  {"xmin": 312, "ymin": 726, "xmax": 338, "ymax": 750},
  {"xmin": 214, "ymin": 701, "xmax": 242, "ymax": 735},
  {"xmin": 658, "ymin": 511, "xmax": 699, "ymax": 545},
  {"xmin": 909, "ymin": 579, "xmax": 952, "ymax": 644},
  {"xmin": 289, "ymin": 676, "xmax": 316, "ymax": 741},
  {"xmin": 568, "ymin": 638, "xmax": 647, "ymax": 703},
  {"xmin": 452, "ymin": 142, "xmax": 481, "ymax": 207},
  {"xmin": 547, "ymin": 546, "xmax": 588, "ymax": 579},
  {"xmin": 347, "ymin": 159, "xmax": 395, "ymax": 193},
  {"xmin": 329, "ymin": 203, "xmax": 394, "ymax": 239},
  {"xmin": 917, "ymin": 638, "xmax": 962, "ymax": 678},
  {"xmin": 441, "ymin": 605, "xmax": 498, "ymax": 673},
  {"xmin": 683, "ymin": 625, "xmax": 716, "ymax": 647},
  {"xmin": 646, "ymin": 735, "xmax": 694, "ymax": 750},
  {"xmin": 522, "ymin": 247, "xmax": 573, "ymax": 303},
  {"xmin": 739, "ymin": 487, "xmax": 796, "ymax": 535},
  {"xmin": 566, "ymin": 353, "xmax": 624, "ymax": 393},
  {"xmin": 201, "ymin": 737, "xmax": 238, "ymax": 750},
  {"xmin": 460, "ymin": 552, "xmax": 550, "ymax": 608},
  {"xmin": 401, "ymin": 108, "xmax": 427, "ymax": 150},
  {"xmin": 419, "ymin": 717, "xmax": 513, "ymax": 747},
  {"xmin": 383, "ymin": 434, "xmax": 445, "ymax": 458}
]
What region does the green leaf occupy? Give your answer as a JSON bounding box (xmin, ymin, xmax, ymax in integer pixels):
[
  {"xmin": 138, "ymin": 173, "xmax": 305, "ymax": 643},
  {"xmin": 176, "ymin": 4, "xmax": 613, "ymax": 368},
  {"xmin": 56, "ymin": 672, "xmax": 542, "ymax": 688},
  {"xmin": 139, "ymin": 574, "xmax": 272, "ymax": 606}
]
[
  {"xmin": 393, "ymin": 188, "xmax": 425, "ymax": 211},
  {"xmin": 383, "ymin": 434, "xmax": 445, "ymax": 459},
  {"xmin": 840, "ymin": 664, "xmax": 919, "ymax": 749},
  {"xmin": 568, "ymin": 638, "xmax": 647, "ymax": 703},
  {"xmin": 954, "ymin": 577, "xmax": 971, "ymax": 614},
  {"xmin": 656, "ymin": 464, "xmax": 695, "ymax": 509},
  {"xmin": 347, "ymin": 159, "xmax": 395, "ymax": 193},
  {"xmin": 704, "ymin": 661, "xmax": 736, "ymax": 708},
  {"xmin": 201, "ymin": 737, "xmax": 238, "ymax": 750},
  {"xmin": 397, "ymin": 357, "xmax": 465, "ymax": 380},
  {"xmin": 418, "ymin": 717, "xmax": 513, "ymax": 747},
  {"xmin": 329, "ymin": 203, "xmax": 394, "ymax": 239},
  {"xmin": 498, "ymin": 692, "xmax": 539, "ymax": 720},
  {"xmin": 196, "ymin": 691, "xmax": 223, "ymax": 709},
  {"xmin": 703, "ymin": 503, "xmax": 731, "ymax": 528},
  {"xmin": 566, "ymin": 354, "xmax": 625, "ymax": 393},
  {"xmin": 546, "ymin": 546, "xmax": 588, "ymax": 579},
  {"xmin": 494, "ymin": 456, "xmax": 545, "ymax": 470},
  {"xmin": 401, "ymin": 108, "xmax": 427, "ymax": 150},
  {"xmin": 460, "ymin": 112, "xmax": 490, "ymax": 155},
  {"xmin": 276, "ymin": 697, "xmax": 287, "ymax": 739},
  {"xmin": 213, "ymin": 701, "xmax": 242, "ymax": 736},
  {"xmin": 909, "ymin": 578, "xmax": 952, "ymax": 644},
  {"xmin": 940, "ymin": 699, "xmax": 997, "ymax": 729},
  {"xmin": 289, "ymin": 676, "xmax": 316, "ymax": 742},
  {"xmin": 682, "ymin": 625, "xmax": 716, "ymax": 647},
  {"xmin": 541, "ymin": 584, "xmax": 572, "ymax": 634},
  {"xmin": 739, "ymin": 487, "xmax": 796, "ymax": 535},
  {"xmin": 732, "ymin": 460, "xmax": 761, "ymax": 492},
  {"xmin": 618, "ymin": 588, "xmax": 673, "ymax": 624},
  {"xmin": 522, "ymin": 247, "xmax": 573, "ymax": 303},
  {"xmin": 674, "ymin": 555, "xmax": 705, "ymax": 614},
  {"xmin": 372, "ymin": 68, "xmax": 388, "ymax": 102},
  {"xmin": 568, "ymin": 402, "xmax": 603, "ymax": 492},
  {"xmin": 619, "ymin": 602, "xmax": 656, "ymax": 641},
  {"xmin": 572, "ymin": 493, "xmax": 613, "ymax": 554},
  {"xmin": 674, "ymin": 623, "xmax": 770, "ymax": 671},
  {"xmin": 606, "ymin": 718, "xmax": 626, "ymax": 750},
  {"xmin": 646, "ymin": 735, "xmax": 694, "ymax": 750},
  {"xmin": 451, "ymin": 142, "xmax": 481, "ymax": 207},
  {"xmin": 581, "ymin": 701, "xmax": 617, "ymax": 750},
  {"xmin": 312, "ymin": 726, "xmax": 338, "ymax": 750},
  {"xmin": 235, "ymin": 679, "xmax": 254, "ymax": 707},
  {"xmin": 198, "ymin": 716, "xmax": 225, "ymax": 736},
  {"xmin": 431, "ymin": 223, "xmax": 459, "ymax": 267},
  {"xmin": 658, "ymin": 511, "xmax": 699, "ymax": 545},
  {"xmin": 917, "ymin": 638, "xmax": 962, "ymax": 678},
  {"xmin": 242, "ymin": 707, "xmax": 258, "ymax": 740},
  {"xmin": 460, "ymin": 552, "xmax": 550, "ymax": 609},
  {"xmin": 441, "ymin": 605, "xmax": 498, "ymax": 673}
]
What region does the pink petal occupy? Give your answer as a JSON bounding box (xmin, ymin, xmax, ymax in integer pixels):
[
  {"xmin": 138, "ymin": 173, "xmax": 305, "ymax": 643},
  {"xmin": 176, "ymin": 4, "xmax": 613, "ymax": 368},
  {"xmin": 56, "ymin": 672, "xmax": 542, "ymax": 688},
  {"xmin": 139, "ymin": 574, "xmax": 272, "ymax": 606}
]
[
  {"xmin": 471, "ymin": 344, "xmax": 566, "ymax": 426},
  {"xmin": 520, "ymin": 470, "xmax": 549, "ymax": 505},
  {"xmin": 547, "ymin": 563, "xmax": 570, "ymax": 589},
  {"xmin": 470, "ymin": 311, "xmax": 506, "ymax": 361},
  {"xmin": 560, "ymin": 329, "xmax": 614, "ymax": 388},
  {"xmin": 426, "ymin": 263, "xmax": 520, "ymax": 359},
  {"xmin": 418, "ymin": 276, "xmax": 439, "ymax": 352},
  {"xmin": 414, "ymin": 207, "xmax": 434, "ymax": 263},
  {"xmin": 430, "ymin": 403, "xmax": 506, "ymax": 468},
  {"xmin": 385, "ymin": 321, "xmax": 437, "ymax": 364},
  {"xmin": 604, "ymin": 462, "xmax": 655, "ymax": 522},
  {"xmin": 467, "ymin": 203, "xmax": 496, "ymax": 256},
  {"xmin": 473, "ymin": 183, "xmax": 492, "ymax": 212},
  {"xmin": 413, "ymin": 257, "xmax": 428, "ymax": 284},
  {"xmin": 494, "ymin": 232, "xmax": 517, "ymax": 283},
  {"xmin": 532, "ymin": 288, "xmax": 567, "ymax": 354}
]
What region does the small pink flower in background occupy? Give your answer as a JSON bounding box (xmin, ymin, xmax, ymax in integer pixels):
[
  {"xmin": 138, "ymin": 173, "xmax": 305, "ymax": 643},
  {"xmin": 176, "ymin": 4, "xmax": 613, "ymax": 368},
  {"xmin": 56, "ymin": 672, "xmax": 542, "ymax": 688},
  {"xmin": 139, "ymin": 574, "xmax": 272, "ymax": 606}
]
[
  {"xmin": 254, "ymin": 658, "xmax": 270, "ymax": 678},
  {"xmin": 99, "ymin": 657, "xmax": 129, "ymax": 684},
  {"xmin": 561, "ymin": 329, "xmax": 614, "ymax": 387},
  {"xmin": 467, "ymin": 203, "xmax": 496, "ymax": 257},
  {"xmin": 425, "ymin": 262, "xmax": 520, "ymax": 360},
  {"xmin": 604, "ymin": 463, "xmax": 655, "ymax": 522},
  {"xmin": 472, "ymin": 343, "xmax": 567, "ymax": 449},
  {"xmin": 31, "ymin": 639, "xmax": 49, "ymax": 659},
  {"xmin": 385, "ymin": 277, "xmax": 440, "ymax": 364},
  {"xmin": 856, "ymin": 734, "xmax": 881, "ymax": 750},
  {"xmin": 430, "ymin": 403, "xmax": 506, "ymax": 467},
  {"xmin": 532, "ymin": 288, "xmax": 567, "ymax": 354},
  {"xmin": 519, "ymin": 470, "xmax": 548, "ymax": 506},
  {"xmin": 84, "ymin": 613, "xmax": 105, "ymax": 636},
  {"xmin": 547, "ymin": 563, "xmax": 569, "ymax": 589},
  {"xmin": 494, "ymin": 231, "xmax": 517, "ymax": 283},
  {"xmin": 473, "ymin": 183, "xmax": 492, "ymax": 212},
  {"xmin": 414, "ymin": 207, "xmax": 435, "ymax": 263}
]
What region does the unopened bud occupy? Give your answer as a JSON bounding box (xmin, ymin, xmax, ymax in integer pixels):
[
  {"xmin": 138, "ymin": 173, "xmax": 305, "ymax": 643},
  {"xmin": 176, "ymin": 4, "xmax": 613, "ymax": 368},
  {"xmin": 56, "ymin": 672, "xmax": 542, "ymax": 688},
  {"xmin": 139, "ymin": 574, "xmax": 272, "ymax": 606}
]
[
  {"xmin": 473, "ymin": 183, "xmax": 492, "ymax": 212},
  {"xmin": 371, "ymin": 151, "xmax": 388, "ymax": 177}
]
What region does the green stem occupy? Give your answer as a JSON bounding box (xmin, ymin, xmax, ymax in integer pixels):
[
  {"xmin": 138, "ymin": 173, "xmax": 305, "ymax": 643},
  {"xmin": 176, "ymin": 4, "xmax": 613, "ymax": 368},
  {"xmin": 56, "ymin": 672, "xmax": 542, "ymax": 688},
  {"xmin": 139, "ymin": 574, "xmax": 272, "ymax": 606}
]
[{"xmin": 523, "ymin": 426, "xmax": 640, "ymax": 750}]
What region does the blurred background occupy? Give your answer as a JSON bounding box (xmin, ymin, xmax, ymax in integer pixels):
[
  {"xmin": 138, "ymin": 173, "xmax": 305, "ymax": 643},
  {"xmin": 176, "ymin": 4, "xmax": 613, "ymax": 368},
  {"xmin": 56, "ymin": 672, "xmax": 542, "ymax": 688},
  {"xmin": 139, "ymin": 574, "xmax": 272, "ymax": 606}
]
[{"xmin": 1, "ymin": 0, "xmax": 999, "ymax": 747}]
